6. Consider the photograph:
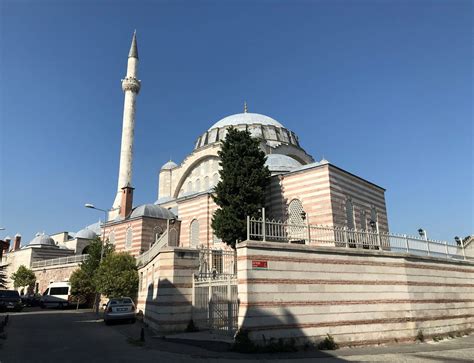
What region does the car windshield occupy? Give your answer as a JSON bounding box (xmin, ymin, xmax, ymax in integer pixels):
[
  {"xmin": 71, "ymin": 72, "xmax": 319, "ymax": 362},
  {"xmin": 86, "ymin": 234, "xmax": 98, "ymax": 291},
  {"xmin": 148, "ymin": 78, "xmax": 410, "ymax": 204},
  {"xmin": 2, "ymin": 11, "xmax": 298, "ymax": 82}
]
[
  {"xmin": 0, "ymin": 290, "xmax": 20, "ymax": 298},
  {"xmin": 110, "ymin": 298, "xmax": 133, "ymax": 305}
]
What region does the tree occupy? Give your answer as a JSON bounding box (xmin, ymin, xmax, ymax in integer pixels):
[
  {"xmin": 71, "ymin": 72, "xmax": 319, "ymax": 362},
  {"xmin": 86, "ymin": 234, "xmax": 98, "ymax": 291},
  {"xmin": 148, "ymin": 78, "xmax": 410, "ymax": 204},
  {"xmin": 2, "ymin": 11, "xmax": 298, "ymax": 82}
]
[
  {"xmin": 0, "ymin": 265, "xmax": 7, "ymax": 289},
  {"xmin": 94, "ymin": 252, "xmax": 139, "ymax": 298},
  {"xmin": 11, "ymin": 265, "xmax": 36, "ymax": 291},
  {"xmin": 70, "ymin": 238, "xmax": 113, "ymax": 301},
  {"xmin": 212, "ymin": 128, "xmax": 271, "ymax": 248}
]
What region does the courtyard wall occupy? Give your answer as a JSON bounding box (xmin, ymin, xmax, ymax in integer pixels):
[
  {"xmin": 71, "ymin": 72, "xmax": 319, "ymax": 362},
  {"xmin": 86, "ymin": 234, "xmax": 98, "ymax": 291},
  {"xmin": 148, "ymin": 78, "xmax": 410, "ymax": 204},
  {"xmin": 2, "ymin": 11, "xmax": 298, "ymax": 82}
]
[
  {"xmin": 237, "ymin": 240, "xmax": 474, "ymax": 346},
  {"xmin": 136, "ymin": 247, "xmax": 199, "ymax": 332}
]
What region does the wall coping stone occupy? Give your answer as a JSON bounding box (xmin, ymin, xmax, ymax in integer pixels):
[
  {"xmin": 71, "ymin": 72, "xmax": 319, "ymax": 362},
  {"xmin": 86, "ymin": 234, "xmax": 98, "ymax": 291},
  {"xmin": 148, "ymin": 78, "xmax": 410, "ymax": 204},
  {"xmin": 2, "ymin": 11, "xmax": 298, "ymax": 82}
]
[{"xmin": 237, "ymin": 240, "xmax": 474, "ymax": 267}]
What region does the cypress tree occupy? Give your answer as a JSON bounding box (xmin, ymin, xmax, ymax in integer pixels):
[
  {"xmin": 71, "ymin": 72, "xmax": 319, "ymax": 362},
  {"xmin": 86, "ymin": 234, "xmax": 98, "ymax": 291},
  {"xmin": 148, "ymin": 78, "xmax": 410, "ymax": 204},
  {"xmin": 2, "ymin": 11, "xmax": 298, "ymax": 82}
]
[{"xmin": 212, "ymin": 128, "xmax": 270, "ymax": 248}]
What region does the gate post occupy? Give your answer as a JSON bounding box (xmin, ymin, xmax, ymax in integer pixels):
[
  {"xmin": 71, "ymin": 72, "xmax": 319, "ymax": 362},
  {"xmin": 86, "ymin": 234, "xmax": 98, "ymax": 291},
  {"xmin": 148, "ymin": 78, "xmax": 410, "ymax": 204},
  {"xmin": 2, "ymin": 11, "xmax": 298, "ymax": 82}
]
[
  {"xmin": 208, "ymin": 278, "xmax": 212, "ymax": 329},
  {"xmin": 227, "ymin": 275, "xmax": 232, "ymax": 334}
]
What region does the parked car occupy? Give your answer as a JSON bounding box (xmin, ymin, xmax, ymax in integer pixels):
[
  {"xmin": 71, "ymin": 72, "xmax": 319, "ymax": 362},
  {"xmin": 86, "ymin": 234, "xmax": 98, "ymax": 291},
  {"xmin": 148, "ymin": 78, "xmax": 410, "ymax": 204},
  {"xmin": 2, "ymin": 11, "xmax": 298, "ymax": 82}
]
[
  {"xmin": 20, "ymin": 293, "xmax": 41, "ymax": 307},
  {"xmin": 103, "ymin": 297, "xmax": 136, "ymax": 324},
  {"xmin": 0, "ymin": 290, "xmax": 23, "ymax": 312},
  {"xmin": 40, "ymin": 282, "xmax": 72, "ymax": 309}
]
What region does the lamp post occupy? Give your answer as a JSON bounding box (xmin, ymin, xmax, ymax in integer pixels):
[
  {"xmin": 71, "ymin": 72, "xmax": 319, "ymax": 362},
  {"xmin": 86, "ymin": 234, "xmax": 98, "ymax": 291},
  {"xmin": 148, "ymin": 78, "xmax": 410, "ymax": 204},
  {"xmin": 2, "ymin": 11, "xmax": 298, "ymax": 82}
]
[{"xmin": 84, "ymin": 203, "xmax": 110, "ymax": 314}]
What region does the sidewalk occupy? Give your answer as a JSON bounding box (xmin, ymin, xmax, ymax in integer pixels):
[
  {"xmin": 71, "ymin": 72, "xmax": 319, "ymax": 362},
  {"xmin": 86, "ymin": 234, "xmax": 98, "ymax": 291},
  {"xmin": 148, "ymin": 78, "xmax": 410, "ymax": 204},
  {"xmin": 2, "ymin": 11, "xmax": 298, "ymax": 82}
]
[{"xmin": 111, "ymin": 318, "xmax": 474, "ymax": 362}]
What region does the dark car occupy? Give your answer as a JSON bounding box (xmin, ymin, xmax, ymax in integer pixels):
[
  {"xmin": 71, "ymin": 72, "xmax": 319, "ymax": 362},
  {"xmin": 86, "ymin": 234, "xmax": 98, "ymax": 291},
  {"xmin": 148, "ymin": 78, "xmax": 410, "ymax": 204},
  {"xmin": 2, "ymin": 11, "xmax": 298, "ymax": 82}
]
[
  {"xmin": 0, "ymin": 290, "xmax": 23, "ymax": 312},
  {"xmin": 20, "ymin": 293, "xmax": 41, "ymax": 307}
]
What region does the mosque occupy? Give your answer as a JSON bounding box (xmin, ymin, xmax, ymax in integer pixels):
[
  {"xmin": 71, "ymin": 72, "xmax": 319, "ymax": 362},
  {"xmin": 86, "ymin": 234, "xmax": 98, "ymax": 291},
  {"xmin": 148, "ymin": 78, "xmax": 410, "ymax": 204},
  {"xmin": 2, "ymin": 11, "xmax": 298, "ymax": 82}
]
[
  {"xmin": 1, "ymin": 31, "xmax": 389, "ymax": 292},
  {"xmin": 102, "ymin": 32, "xmax": 389, "ymax": 256}
]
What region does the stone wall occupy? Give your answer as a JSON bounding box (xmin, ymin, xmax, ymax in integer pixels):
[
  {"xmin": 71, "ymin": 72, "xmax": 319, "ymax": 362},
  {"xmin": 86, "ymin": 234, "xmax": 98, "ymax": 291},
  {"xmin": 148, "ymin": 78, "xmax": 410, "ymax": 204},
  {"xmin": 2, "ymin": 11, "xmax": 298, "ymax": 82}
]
[
  {"xmin": 237, "ymin": 240, "xmax": 474, "ymax": 347},
  {"xmin": 136, "ymin": 247, "xmax": 200, "ymax": 332},
  {"xmin": 32, "ymin": 264, "xmax": 80, "ymax": 294}
]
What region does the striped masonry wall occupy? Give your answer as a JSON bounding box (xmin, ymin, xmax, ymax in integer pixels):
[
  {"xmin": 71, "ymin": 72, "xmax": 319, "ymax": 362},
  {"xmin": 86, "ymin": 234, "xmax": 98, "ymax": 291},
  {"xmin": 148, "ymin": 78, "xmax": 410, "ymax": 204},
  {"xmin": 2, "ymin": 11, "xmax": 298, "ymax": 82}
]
[
  {"xmin": 237, "ymin": 240, "xmax": 474, "ymax": 346},
  {"xmin": 177, "ymin": 193, "xmax": 226, "ymax": 248},
  {"xmin": 136, "ymin": 247, "xmax": 200, "ymax": 332},
  {"xmin": 105, "ymin": 217, "xmax": 168, "ymax": 257},
  {"xmin": 266, "ymin": 164, "xmax": 388, "ymax": 232}
]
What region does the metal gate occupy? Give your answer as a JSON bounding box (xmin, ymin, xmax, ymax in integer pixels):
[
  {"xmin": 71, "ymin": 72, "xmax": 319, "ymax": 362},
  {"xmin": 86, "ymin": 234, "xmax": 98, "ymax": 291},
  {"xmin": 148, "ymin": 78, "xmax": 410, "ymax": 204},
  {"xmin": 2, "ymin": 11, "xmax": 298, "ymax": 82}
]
[{"xmin": 192, "ymin": 248, "xmax": 238, "ymax": 335}]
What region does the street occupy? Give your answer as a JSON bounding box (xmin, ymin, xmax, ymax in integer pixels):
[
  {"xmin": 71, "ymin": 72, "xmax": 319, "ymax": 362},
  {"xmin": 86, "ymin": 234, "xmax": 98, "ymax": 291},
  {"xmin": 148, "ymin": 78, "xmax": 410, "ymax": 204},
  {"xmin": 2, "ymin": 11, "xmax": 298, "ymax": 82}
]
[{"xmin": 0, "ymin": 308, "xmax": 473, "ymax": 362}]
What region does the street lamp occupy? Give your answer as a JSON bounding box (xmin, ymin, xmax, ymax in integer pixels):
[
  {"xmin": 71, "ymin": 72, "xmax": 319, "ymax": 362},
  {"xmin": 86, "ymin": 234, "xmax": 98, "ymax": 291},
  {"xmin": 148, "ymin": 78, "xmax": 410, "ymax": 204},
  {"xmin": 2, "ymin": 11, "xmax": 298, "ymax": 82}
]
[
  {"xmin": 418, "ymin": 228, "xmax": 428, "ymax": 240},
  {"xmin": 84, "ymin": 203, "xmax": 110, "ymax": 314}
]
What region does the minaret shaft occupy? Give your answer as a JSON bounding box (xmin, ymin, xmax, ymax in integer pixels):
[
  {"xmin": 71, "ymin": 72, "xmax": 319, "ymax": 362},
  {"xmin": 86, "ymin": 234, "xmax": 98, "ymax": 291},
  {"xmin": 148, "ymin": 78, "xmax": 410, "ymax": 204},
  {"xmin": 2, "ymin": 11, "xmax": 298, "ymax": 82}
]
[{"xmin": 111, "ymin": 32, "xmax": 141, "ymax": 217}]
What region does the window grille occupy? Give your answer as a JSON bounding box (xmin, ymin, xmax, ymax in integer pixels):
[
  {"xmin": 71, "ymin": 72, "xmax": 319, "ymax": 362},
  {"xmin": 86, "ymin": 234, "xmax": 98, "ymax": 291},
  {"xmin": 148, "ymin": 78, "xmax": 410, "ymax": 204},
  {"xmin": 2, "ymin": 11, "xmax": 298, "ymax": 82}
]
[
  {"xmin": 190, "ymin": 219, "xmax": 200, "ymax": 247},
  {"xmin": 288, "ymin": 199, "xmax": 304, "ymax": 224}
]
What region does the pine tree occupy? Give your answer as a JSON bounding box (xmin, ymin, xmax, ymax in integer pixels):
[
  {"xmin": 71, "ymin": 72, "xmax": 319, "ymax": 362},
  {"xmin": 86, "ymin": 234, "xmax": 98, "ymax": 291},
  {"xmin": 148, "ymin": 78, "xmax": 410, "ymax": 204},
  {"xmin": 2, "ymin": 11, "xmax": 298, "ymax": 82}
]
[{"xmin": 212, "ymin": 128, "xmax": 270, "ymax": 248}]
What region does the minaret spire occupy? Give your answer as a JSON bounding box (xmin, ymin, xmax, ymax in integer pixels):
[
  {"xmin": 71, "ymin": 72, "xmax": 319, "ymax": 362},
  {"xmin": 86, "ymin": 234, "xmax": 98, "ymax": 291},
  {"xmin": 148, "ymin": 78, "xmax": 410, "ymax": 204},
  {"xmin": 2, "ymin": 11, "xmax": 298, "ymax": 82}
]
[
  {"xmin": 128, "ymin": 30, "xmax": 139, "ymax": 59},
  {"xmin": 111, "ymin": 31, "xmax": 142, "ymax": 219}
]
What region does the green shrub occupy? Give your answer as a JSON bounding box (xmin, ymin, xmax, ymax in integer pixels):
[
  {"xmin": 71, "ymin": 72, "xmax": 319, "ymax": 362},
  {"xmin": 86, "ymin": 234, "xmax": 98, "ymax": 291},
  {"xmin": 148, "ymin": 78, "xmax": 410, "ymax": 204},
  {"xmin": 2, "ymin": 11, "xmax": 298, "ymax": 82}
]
[
  {"xmin": 416, "ymin": 330, "xmax": 424, "ymax": 342},
  {"xmin": 317, "ymin": 334, "xmax": 339, "ymax": 350}
]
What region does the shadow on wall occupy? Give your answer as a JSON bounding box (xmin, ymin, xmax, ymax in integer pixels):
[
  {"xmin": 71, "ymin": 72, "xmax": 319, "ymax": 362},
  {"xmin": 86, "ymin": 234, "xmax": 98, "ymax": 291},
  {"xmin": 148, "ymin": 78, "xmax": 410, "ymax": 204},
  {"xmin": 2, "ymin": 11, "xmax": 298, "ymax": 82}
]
[
  {"xmin": 239, "ymin": 306, "xmax": 347, "ymax": 359},
  {"xmin": 143, "ymin": 278, "xmax": 191, "ymax": 333},
  {"xmin": 266, "ymin": 176, "xmax": 288, "ymax": 222}
]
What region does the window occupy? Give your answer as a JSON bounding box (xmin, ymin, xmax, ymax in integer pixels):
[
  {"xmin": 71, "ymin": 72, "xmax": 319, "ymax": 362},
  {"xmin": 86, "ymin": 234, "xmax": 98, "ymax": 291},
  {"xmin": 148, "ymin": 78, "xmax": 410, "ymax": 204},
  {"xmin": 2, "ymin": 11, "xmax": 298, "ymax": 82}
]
[
  {"xmin": 370, "ymin": 206, "xmax": 378, "ymax": 231},
  {"xmin": 139, "ymin": 272, "xmax": 143, "ymax": 290},
  {"xmin": 195, "ymin": 178, "xmax": 201, "ymax": 192},
  {"xmin": 204, "ymin": 176, "xmax": 209, "ymax": 190},
  {"xmin": 345, "ymin": 198, "xmax": 355, "ymax": 230},
  {"xmin": 49, "ymin": 287, "xmax": 69, "ymax": 296},
  {"xmin": 361, "ymin": 210, "xmax": 367, "ymax": 231},
  {"xmin": 125, "ymin": 227, "xmax": 133, "ymax": 249},
  {"xmin": 190, "ymin": 219, "xmax": 200, "ymax": 247},
  {"xmin": 212, "ymin": 173, "xmax": 219, "ymax": 186},
  {"xmin": 108, "ymin": 231, "xmax": 115, "ymax": 244},
  {"xmin": 187, "ymin": 181, "xmax": 192, "ymax": 193},
  {"xmin": 288, "ymin": 199, "xmax": 304, "ymax": 225}
]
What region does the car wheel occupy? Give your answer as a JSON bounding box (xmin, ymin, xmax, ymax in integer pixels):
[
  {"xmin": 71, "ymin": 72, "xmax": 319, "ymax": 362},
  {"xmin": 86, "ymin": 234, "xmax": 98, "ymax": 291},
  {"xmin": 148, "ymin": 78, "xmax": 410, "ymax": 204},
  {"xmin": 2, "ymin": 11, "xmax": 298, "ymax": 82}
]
[{"xmin": 130, "ymin": 318, "xmax": 136, "ymax": 324}]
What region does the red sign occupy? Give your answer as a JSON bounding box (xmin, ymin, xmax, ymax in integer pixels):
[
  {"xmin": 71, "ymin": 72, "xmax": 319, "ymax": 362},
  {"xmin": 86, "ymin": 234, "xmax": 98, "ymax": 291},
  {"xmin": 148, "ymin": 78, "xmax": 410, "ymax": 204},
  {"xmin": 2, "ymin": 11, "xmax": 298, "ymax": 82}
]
[{"xmin": 252, "ymin": 260, "xmax": 268, "ymax": 269}]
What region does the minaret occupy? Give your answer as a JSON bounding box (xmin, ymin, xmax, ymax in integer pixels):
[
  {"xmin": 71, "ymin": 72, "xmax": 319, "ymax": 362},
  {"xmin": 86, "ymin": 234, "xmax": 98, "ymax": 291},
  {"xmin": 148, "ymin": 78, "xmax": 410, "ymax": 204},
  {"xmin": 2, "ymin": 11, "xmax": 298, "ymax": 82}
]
[{"xmin": 111, "ymin": 31, "xmax": 141, "ymax": 219}]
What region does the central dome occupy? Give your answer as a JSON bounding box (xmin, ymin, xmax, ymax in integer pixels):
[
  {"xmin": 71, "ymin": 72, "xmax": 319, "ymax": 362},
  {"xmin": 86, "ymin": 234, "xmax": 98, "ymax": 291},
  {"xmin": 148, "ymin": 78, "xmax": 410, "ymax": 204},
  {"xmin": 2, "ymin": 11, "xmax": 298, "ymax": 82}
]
[{"xmin": 209, "ymin": 113, "xmax": 284, "ymax": 130}]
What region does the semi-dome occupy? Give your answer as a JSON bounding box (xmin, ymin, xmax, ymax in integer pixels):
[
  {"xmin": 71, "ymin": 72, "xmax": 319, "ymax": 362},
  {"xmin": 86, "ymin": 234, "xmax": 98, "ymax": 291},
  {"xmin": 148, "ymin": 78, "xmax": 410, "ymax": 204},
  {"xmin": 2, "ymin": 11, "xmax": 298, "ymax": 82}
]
[
  {"xmin": 29, "ymin": 233, "xmax": 56, "ymax": 246},
  {"xmin": 130, "ymin": 204, "xmax": 176, "ymax": 220},
  {"xmin": 209, "ymin": 113, "xmax": 284, "ymax": 130},
  {"xmin": 161, "ymin": 160, "xmax": 178, "ymax": 170},
  {"xmin": 265, "ymin": 154, "xmax": 302, "ymax": 173},
  {"xmin": 75, "ymin": 227, "xmax": 97, "ymax": 239}
]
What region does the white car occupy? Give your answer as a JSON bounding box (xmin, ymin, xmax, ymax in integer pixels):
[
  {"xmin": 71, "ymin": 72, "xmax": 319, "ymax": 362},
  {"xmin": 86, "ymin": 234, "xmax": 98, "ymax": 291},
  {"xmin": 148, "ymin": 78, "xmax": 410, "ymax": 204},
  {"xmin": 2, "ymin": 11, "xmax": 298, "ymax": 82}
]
[
  {"xmin": 103, "ymin": 297, "xmax": 136, "ymax": 324},
  {"xmin": 40, "ymin": 282, "xmax": 72, "ymax": 309}
]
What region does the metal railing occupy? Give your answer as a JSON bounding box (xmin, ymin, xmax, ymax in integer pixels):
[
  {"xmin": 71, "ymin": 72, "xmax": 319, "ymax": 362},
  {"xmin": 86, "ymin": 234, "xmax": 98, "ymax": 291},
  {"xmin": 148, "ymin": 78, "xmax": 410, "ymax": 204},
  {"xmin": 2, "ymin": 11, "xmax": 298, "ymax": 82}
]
[
  {"xmin": 247, "ymin": 217, "xmax": 467, "ymax": 260},
  {"xmin": 195, "ymin": 246, "xmax": 237, "ymax": 280},
  {"xmin": 31, "ymin": 254, "xmax": 89, "ymax": 269},
  {"xmin": 136, "ymin": 229, "xmax": 169, "ymax": 267}
]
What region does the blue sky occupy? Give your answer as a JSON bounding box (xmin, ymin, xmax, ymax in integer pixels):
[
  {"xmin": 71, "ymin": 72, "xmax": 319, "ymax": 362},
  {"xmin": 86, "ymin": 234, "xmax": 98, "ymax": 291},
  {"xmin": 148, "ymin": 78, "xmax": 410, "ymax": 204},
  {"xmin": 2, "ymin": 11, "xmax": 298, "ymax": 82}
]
[{"xmin": 0, "ymin": 0, "xmax": 472, "ymax": 244}]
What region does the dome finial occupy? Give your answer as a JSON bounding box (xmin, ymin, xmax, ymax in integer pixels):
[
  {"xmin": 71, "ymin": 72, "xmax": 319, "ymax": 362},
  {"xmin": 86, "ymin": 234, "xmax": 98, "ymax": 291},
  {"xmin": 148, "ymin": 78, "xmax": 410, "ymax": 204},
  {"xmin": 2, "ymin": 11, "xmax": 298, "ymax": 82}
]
[{"xmin": 244, "ymin": 101, "xmax": 248, "ymax": 113}]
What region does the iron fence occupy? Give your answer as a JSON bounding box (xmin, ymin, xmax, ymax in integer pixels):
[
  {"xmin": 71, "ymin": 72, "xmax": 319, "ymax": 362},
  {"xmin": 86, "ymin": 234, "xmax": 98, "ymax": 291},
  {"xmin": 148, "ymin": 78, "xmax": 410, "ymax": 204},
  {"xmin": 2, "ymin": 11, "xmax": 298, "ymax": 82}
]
[
  {"xmin": 195, "ymin": 246, "xmax": 237, "ymax": 280},
  {"xmin": 31, "ymin": 254, "xmax": 89, "ymax": 269},
  {"xmin": 248, "ymin": 217, "xmax": 467, "ymax": 260}
]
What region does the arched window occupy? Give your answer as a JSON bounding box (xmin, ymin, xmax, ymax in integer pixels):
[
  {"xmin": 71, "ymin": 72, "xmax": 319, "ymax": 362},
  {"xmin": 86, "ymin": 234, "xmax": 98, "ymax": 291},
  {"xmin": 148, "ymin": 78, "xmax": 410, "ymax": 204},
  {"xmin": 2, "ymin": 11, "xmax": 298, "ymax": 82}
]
[
  {"xmin": 288, "ymin": 199, "xmax": 304, "ymax": 225},
  {"xmin": 202, "ymin": 161, "xmax": 209, "ymax": 174},
  {"xmin": 169, "ymin": 227, "xmax": 179, "ymax": 247},
  {"xmin": 195, "ymin": 178, "xmax": 201, "ymax": 192},
  {"xmin": 187, "ymin": 181, "xmax": 192, "ymax": 193},
  {"xmin": 204, "ymin": 176, "xmax": 210, "ymax": 191},
  {"xmin": 125, "ymin": 227, "xmax": 133, "ymax": 249},
  {"xmin": 108, "ymin": 231, "xmax": 115, "ymax": 245},
  {"xmin": 212, "ymin": 173, "xmax": 219, "ymax": 186},
  {"xmin": 190, "ymin": 219, "xmax": 200, "ymax": 247},
  {"xmin": 345, "ymin": 198, "xmax": 355, "ymax": 230}
]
